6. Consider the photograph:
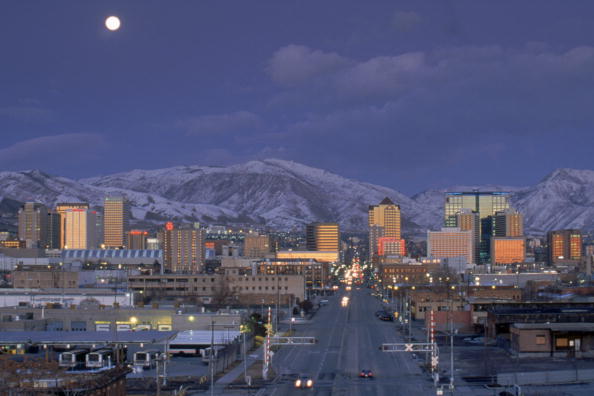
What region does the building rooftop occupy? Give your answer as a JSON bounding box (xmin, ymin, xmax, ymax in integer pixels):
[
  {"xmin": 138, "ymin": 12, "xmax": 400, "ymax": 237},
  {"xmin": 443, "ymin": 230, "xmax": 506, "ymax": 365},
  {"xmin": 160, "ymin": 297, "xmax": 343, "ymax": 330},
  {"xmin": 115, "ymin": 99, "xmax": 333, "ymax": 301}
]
[
  {"xmin": 62, "ymin": 249, "xmax": 162, "ymax": 259},
  {"xmin": 512, "ymin": 323, "xmax": 594, "ymax": 332},
  {"xmin": 0, "ymin": 330, "xmax": 177, "ymax": 345}
]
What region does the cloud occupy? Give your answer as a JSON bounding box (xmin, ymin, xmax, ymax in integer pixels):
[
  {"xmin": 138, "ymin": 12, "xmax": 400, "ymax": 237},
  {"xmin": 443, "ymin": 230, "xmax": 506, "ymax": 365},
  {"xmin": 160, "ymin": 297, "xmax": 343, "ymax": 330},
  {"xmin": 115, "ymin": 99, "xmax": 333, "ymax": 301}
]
[
  {"xmin": 335, "ymin": 52, "xmax": 426, "ymax": 97},
  {"xmin": 267, "ymin": 44, "xmax": 349, "ymax": 86},
  {"xmin": 0, "ymin": 133, "xmax": 106, "ymax": 165},
  {"xmin": 0, "ymin": 106, "xmax": 54, "ymax": 123},
  {"xmin": 392, "ymin": 10, "xmax": 421, "ymax": 32},
  {"xmin": 180, "ymin": 111, "xmax": 263, "ymax": 136}
]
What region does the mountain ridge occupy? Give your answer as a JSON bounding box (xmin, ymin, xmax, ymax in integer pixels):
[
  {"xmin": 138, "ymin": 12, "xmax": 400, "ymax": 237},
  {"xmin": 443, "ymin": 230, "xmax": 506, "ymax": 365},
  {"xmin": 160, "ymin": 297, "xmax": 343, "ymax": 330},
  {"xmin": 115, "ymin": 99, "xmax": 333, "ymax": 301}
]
[{"xmin": 1, "ymin": 159, "xmax": 593, "ymax": 234}]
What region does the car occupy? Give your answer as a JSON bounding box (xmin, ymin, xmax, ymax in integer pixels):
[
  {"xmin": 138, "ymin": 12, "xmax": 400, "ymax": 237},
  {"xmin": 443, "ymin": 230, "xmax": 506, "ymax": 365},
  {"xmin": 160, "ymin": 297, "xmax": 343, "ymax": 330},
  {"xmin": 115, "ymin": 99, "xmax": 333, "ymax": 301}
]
[
  {"xmin": 359, "ymin": 369, "xmax": 374, "ymax": 378},
  {"xmin": 379, "ymin": 313, "xmax": 393, "ymax": 321},
  {"xmin": 294, "ymin": 375, "xmax": 314, "ymax": 389},
  {"xmin": 375, "ymin": 310, "xmax": 386, "ymax": 317}
]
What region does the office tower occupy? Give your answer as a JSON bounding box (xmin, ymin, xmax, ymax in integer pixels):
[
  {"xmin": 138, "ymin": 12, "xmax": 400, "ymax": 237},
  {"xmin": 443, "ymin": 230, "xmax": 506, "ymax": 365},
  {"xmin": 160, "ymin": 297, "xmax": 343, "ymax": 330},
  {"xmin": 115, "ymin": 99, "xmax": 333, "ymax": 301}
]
[
  {"xmin": 548, "ymin": 229, "xmax": 582, "ymax": 265},
  {"xmin": 161, "ymin": 222, "xmax": 205, "ymax": 273},
  {"xmin": 244, "ymin": 233, "xmax": 271, "ymax": 257},
  {"xmin": 306, "ymin": 223, "xmax": 340, "ymax": 252},
  {"xmin": 495, "ymin": 209, "xmax": 524, "ymax": 237},
  {"xmin": 368, "ymin": 198, "xmax": 401, "ymax": 260},
  {"xmin": 63, "ymin": 209, "xmax": 97, "ymax": 249},
  {"xmin": 377, "ymin": 237, "xmax": 406, "ymax": 256},
  {"xmin": 491, "ymin": 237, "xmax": 525, "ymax": 264},
  {"xmin": 47, "ymin": 211, "xmax": 61, "ymax": 249},
  {"xmin": 127, "ymin": 230, "xmax": 148, "ymax": 250},
  {"xmin": 427, "ymin": 228, "xmax": 473, "ymax": 264},
  {"xmin": 18, "ymin": 202, "xmax": 49, "ymax": 248},
  {"xmin": 55, "ymin": 203, "xmax": 89, "ymax": 248},
  {"xmin": 455, "ymin": 209, "xmax": 480, "ymax": 264},
  {"xmin": 103, "ymin": 196, "xmax": 130, "ymax": 248},
  {"xmin": 444, "ymin": 191, "xmax": 510, "ymax": 263}
]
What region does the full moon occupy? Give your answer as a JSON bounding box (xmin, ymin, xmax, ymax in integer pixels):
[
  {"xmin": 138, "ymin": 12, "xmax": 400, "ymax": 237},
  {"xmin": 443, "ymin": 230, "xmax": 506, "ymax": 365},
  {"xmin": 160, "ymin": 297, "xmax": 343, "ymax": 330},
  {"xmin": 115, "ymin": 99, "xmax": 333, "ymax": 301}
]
[{"xmin": 105, "ymin": 16, "xmax": 121, "ymax": 31}]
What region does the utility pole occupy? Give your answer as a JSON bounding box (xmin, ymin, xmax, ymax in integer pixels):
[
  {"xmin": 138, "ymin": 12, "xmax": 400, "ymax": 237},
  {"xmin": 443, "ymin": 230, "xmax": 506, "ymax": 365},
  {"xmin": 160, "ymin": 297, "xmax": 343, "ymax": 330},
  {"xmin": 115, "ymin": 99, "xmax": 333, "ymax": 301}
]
[
  {"xmin": 276, "ymin": 275, "xmax": 280, "ymax": 333},
  {"xmin": 210, "ymin": 320, "xmax": 215, "ymax": 396},
  {"xmin": 243, "ymin": 331, "xmax": 248, "ymax": 383},
  {"xmin": 156, "ymin": 355, "xmax": 161, "ymax": 396},
  {"xmin": 449, "ymin": 298, "xmax": 455, "ymax": 391}
]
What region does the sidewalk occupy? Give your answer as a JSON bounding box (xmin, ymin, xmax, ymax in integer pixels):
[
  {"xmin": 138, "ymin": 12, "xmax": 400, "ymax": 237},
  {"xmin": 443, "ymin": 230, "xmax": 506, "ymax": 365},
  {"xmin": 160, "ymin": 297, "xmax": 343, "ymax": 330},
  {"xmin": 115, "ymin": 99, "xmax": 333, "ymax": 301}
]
[{"xmin": 213, "ymin": 345, "xmax": 263, "ymax": 390}]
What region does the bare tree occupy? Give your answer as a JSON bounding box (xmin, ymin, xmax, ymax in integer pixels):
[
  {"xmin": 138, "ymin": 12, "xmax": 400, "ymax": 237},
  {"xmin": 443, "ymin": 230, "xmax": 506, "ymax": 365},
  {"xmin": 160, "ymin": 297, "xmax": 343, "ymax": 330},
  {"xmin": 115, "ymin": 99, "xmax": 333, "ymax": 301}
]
[{"xmin": 211, "ymin": 276, "xmax": 235, "ymax": 309}]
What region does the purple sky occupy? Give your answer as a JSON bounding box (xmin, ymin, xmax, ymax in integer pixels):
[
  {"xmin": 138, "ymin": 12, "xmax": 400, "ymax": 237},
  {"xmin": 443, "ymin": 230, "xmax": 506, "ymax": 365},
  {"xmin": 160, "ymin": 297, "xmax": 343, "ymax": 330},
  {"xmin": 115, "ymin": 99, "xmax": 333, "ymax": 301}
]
[{"xmin": 1, "ymin": 1, "xmax": 594, "ymax": 194}]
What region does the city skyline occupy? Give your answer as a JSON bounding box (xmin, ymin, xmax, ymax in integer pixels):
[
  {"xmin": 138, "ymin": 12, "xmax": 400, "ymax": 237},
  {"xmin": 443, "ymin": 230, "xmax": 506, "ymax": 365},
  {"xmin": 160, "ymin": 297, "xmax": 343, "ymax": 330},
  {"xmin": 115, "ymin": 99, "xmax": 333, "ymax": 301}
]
[{"xmin": 2, "ymin": 2, "xmax": 594, "ymax": 193}]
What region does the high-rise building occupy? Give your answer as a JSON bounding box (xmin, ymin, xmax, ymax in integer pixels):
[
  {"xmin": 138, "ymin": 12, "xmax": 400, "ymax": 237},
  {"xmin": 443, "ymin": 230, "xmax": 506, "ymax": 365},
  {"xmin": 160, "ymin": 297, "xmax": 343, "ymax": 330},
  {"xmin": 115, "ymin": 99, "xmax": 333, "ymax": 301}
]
[
  {"xmin": 243, "ymin": 233, "xmax": 271, "ymax": 257},
  {"xmin": 63, "ymin": 209, "xmax": 97, "ymax": 249},
  {"xmin": 47, "ymin": 211, "xmax": 61, "ymax": 249},
  {"xmin": 103, "ymin": 197, "xmax": 130, "ymax": 248},
  {"xmin": 56, "ymin": 203, "xmax": 89, "ymax": 248},
  {"xmin": 306, "ymin": 223, "xmax": 340, "ymax": 252},
  {"xmin": 548, "ymin": 229, "xmax": 582, "ymax": 265},
  {"xmin": 455, "ymin": 209, "xmax": 480, "ymax": 264},
  {"xmin": 491, "ymin": 237, "xmax": 525, "ymax": 264},
  {"xmin": 161, "ymin": 222, "xmax": 205, "ymax": 273},
  {"xmin": 368, "ymin": 198, "xmax": 401, "ymax": 260},
  {"xmin": 18, "ymin": 202, "xmax": 49, "ymax": 248},
  {"xmin": 127, "ymin": 230, "xmax": 148, "ymax": 250},
  {"xmin": 444, "ymin": 191, "xmax": 510, "ymax": 263},
  {"xmin": 427, "ymin": 228, "xmax": 473, "ymax": 264},
  {"xmin": 495, "ymin": 209, "xmax": 524, "ymax": 237}
]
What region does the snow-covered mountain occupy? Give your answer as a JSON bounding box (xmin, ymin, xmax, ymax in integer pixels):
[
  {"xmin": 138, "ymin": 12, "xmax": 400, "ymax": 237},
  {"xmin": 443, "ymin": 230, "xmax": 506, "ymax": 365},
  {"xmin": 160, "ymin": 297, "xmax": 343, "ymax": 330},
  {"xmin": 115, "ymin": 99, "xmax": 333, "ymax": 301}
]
[
  {"xmin": 0, "ymin": 160, "xmax": 593, "ymax": 234},
  {"xmin": 81, "ymin": 159, "xmax": 425, "ymax": 231},
  {"xmin": 512, "ymin": 169, "xmax": 594, "ymax": 234}
]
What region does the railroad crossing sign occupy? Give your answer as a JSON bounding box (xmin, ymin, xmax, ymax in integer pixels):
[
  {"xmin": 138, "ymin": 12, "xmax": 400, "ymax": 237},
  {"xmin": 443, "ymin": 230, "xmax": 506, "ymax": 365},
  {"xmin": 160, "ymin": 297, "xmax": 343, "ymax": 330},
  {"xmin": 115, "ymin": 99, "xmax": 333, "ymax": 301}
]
[
  {"xmin": 381, "ymin": 342, "xmax": 440, "ymax": 373},
  {"xmin": 380, "ymin": 342, "xmax": 436, "ymax": 352},
  {"xmin": 270, "ymin": 336, "xmax": 317, "ymax": 345}
]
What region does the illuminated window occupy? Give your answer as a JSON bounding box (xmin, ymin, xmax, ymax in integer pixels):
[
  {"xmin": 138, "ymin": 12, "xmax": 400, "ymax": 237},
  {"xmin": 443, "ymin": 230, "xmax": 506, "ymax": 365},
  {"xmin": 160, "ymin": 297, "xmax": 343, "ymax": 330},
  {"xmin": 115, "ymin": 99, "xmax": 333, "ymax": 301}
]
[
  {"xmin": 535, "ymin": 335, "xmax": 546, "ymax": 345},
  {"xmin": 556, "ymin": 338, "xmax": 568, "ymax": 348}
]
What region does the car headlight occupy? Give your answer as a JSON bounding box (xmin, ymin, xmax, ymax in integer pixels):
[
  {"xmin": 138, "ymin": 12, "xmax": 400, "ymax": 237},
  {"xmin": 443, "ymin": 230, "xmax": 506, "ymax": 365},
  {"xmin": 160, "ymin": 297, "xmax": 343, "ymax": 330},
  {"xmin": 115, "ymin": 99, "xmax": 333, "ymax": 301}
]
[
  {"xmin": 306, "ymin": 379, "xmax": 313, "ymax": 387},
  {"xmin": 295, "ymin": 380, "xmax": 301, "ymax": 387}
]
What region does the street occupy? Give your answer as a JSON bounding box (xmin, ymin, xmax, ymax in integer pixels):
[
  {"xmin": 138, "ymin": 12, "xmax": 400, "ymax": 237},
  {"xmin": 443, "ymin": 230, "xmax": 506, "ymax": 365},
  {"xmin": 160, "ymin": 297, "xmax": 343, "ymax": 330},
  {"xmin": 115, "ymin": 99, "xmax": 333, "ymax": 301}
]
[{"xmin": 264, "ymin": 288, "xmax": 434, "ymax": 395}]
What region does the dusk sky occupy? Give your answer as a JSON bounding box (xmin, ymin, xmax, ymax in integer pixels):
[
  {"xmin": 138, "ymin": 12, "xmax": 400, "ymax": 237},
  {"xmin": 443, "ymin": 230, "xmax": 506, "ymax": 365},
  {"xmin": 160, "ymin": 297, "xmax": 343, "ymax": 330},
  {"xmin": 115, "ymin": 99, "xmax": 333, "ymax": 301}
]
[{"xmin": 1, "ymin": 1, "xmax": 594, "ymax": 194}]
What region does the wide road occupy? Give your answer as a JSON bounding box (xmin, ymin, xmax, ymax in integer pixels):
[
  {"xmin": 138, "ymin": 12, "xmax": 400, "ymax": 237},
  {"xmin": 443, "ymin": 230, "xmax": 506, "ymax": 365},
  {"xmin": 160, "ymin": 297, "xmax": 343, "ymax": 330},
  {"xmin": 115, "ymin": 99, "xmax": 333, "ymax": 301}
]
[{"xmin": 264, "ymin": 288, "xmax": 435, "ymax": 396}]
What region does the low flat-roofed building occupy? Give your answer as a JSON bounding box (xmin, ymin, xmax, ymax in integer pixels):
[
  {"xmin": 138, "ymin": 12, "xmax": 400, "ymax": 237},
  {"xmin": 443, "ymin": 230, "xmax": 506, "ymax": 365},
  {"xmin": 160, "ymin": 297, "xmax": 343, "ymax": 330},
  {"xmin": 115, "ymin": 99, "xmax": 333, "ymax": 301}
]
[
  {"xmin": 484, "ymin": 302, "xmax": 594, "ymax": 339},
  {"xmin": 0, "ymin": 288, "xmax": 133, "ymax": 308},
  {"xmin": 255, "ymin": 258, "xmax": 329, "ymax": 291},
  {"xmin": 470, "ymin": 272, "xmax": 559, "ymax": 287},
  {"xmin": 276, "ymin": 250, "xmax": 339, "ymax": 263},
  {"xmin": 0, "ymin": 306, "xmax": 244, "ymax": 332},
  {"xmin": 511, "ymin": 323, "xmax": 594, "ymax": 358},
  {"xmin": 12, "ymin": 268, "xmax": 79, "ymax": 289},
  {"xmin": 379, "ymin": 262, "xmax": 440, "ymax": 286},
  {"xmin": 128, "ymin": 272, "xmax": 306, "ymax": 304}
]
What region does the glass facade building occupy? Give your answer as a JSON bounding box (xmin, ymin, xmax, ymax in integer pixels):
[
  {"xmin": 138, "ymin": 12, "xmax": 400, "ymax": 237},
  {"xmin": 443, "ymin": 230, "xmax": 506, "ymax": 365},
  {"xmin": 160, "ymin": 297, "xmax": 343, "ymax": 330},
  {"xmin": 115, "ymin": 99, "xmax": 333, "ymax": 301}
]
[{"xmin": 444, "ymin": 192, "xmax": 510, "ymax": 263}]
